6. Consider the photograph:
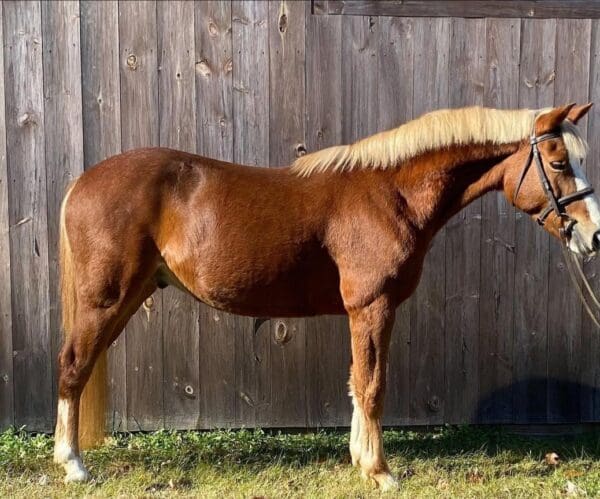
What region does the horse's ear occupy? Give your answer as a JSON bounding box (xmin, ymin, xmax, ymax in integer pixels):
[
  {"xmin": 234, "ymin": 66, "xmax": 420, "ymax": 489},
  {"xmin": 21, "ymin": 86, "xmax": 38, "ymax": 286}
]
[
  {"xmin": 567, "ymin": 102, "xmax": 593, "ymax": 124},
  {"xmin": 535, "ymin": 103, "xmax": 576, "ymax": 134}
]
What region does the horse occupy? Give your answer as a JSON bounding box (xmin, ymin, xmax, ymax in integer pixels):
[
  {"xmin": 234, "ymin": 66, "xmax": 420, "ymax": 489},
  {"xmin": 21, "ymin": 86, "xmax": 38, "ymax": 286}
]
[{"xmin": 54, "ymin": 103, "xmax": 599, "ymax": 489}]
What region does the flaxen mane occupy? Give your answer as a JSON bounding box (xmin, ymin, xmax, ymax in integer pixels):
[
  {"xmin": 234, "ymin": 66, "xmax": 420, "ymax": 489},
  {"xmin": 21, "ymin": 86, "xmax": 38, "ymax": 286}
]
[{"xmin": 291, "ymin": 106, "xmax": 587, "ymax": 176}]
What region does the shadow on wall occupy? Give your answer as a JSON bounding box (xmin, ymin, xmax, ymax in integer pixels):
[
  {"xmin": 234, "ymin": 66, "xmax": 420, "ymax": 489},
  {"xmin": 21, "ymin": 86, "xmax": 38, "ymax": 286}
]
[{"xmin": 476, "ymin": 377, "xmax": 600, "ymax": 425}]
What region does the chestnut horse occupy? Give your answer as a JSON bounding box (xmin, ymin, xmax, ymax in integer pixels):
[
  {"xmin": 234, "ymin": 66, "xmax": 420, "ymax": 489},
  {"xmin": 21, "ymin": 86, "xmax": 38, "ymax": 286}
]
[{"xmin": 54, "ymin": 103, "xmax": 599, "ymax": 488}]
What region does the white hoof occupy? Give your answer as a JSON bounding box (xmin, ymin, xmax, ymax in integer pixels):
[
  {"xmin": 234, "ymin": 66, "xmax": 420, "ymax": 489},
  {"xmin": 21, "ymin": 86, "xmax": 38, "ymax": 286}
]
[
  {"xmin": 373, "ymin": 472, "xmax": 399, "ymax": 492},
  {"xmin": 64, "ymin": 462, "xmax": 90, "ymax": 483}
]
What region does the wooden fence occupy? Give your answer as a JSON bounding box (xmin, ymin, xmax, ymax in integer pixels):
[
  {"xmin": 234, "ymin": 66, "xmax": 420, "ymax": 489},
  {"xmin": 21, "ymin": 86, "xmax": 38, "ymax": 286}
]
[{"xmin": 2, "ymin": 0, "xmax": 600, "ymax": 432}]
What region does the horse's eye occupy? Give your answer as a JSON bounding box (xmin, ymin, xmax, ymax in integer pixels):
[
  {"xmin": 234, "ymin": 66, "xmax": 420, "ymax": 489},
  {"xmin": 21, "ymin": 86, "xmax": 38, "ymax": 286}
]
[{"xmin": 550, "ymin": 160, "xmax": 567, "ymax": 170}]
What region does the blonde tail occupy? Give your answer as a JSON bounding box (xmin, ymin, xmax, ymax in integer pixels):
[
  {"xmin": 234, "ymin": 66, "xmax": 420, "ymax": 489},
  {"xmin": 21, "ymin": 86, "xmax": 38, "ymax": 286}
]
[{"xmin": 59, "ymin": 182, "xmax": 107, "ymax": 449}]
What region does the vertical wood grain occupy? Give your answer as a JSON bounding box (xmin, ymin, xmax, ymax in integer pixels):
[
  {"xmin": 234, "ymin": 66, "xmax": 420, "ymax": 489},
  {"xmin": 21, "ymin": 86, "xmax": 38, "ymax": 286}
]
[
  {"xmin": 157, "ymin": 0, "xmax": 200, "ymax": 430},
  {"xmin": 268, "ymin": 0, "xmax": 307, "ymax": 427},
  {"xmin": 118, "ymin": 0, "xmax": 163, "ymax": 430},
  {"xmin": 304, "ymin": 7, "xmax": 347, "ymax": 428},
  {"xmin": 231, "ymin": 0, "xmax": 271, "ymax": 427},
  {"xmin": 41, "ymin": 0, "xmax": 84, "ymax": 422},
  {"xmin": 548, "ymin": 19, "xmax": 591, "ymax": 422},
  {"xmin": 0, "ymin": 2, "xmax": 14, "ymax": 428},
  {"xmin": 479, "ymin": 18, "xmax": 520, "ymax": 423},
  {"xmin": 80, "ymin": 0, "xmax": 124, "ymax": 431},
  {"xmin": 377, "ymin": 16, "xmax": 414, "ymax": 426},
  {"xmin": 445, "ymin": 18, "xmax": 485, "ymax": 424},
  {"xmin": 514, "ymin": 18, "xmax": 556, "ymax": 423},
  {"xmin": 409, "ymin": 17, "xmax": 449, "ymax": 425},
  {"xmin": 195, "ymin": 0, "xmax": 237, "ymax": 429},
  {"xmin": 3, "ymin": 0, "xmax": 52, "ymax": 431}
]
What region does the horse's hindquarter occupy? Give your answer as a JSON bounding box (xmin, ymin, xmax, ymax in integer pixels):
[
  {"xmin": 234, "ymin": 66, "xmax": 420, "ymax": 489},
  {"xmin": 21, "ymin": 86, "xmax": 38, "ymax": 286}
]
[{"xmin": 155, "ymin": 154, "xmax": 344, "ymax": 317}]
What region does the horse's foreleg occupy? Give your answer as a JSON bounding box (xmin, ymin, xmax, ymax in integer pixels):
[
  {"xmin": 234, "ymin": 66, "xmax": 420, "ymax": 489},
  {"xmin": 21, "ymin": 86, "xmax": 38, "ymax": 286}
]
[{"xmin": 347, "ymin": 296, "xmax": 397, "ymax": 491}]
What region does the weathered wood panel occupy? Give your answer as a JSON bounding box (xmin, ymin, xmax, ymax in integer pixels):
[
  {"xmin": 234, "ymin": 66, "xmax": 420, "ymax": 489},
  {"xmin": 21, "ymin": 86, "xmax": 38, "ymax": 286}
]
[
  {"xmin": 324, "ymin": 1, "xmax": 600, "ymax": 18},
  {"xmin": 195, "ymin": 0, "xmax": 237, "ymax": 429},
  {"xmin": 3, "ymin": 0, "xmax": 52, "ymax": 431},
  {"xmin": 268, "ymin": 0, "xmax": 307, "ymax": 427},
  {"xmin": 118, "ymin": 0, "xmax": 163, "ymax": 431},
  {"xmin": 304, "ymin": 7, "xmax": 349, "ymax": 428},
  {"xmin": 513, "ymin": 18, "xmax": 556, "ymax": 424},
  {"xmin": 377, "ymin": 16, "xmax": 414, "ymax": 426},
  {"xmin": 409, "ymin": 17, "xmax": 449, "ymax": 424},
  {"xmin": 80, "ymin": 0, "xmax": 124, "ymax": 431},
  {"xmin": 157, "ymin": 0, "xmax": 200, "ymax": 430},
  {"xmin": 41, "ymin": 0, "xmax": 84, "ymax": 421},
  {"xmin": 547, "ymin": 19, "xmax": 591, "ymax": 423},
  {"xmin": 231, "ymin": 0, "xmax": 271, "ymax": 427},
  {"xmin": 2, "ymin": 1, "xmax": 600, "ymax": 431},
  {"xmin": 0, "ymin": 2, "xmax": 13, "ymax": 429},
  {"xmin": 444, "ymin": 17, "xmax": 485, "ymax": 424},
  {"xmin": 478, "ymin": 18, "xmax": 520, "ymax": 423}
]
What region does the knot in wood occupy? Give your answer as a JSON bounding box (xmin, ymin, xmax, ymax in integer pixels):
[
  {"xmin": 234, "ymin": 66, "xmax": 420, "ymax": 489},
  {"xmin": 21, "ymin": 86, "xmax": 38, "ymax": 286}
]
[
  {"xmin": 126, "ymin": 54, "xmax": 138, "ymax": 71},
  {"xmin": 17, "ymin": 112, "xmax": 35, "ymax": 127},
  {"xmin": 278, "ymin": 13, "xmax": 288, "ymax": 33},
  {"xmin": 295, "ymin": 143, "xmax": 307, "ymax": 157},
  {"xmin": 274, "ymin": 320, "xmax": 291, "ymax": 344},
  {"xmin": 184, "ymin": 385, "xmax": 195, "ymax": 397},
  {"xmin": 208, "ymin": 21, "xmax": 219, "ymax": 37},
  {"xmin": 223, "ymin": 58, "xmax": 233, "ymax": 74},
  {"xmin": 427, "ymin": 395, "xmax": 441, "ymax": 412},
  {"xmin": 195, "ymin": 59, "xmax": 211, "ymax": 78},
  {"xmin": 143, "ymin": 296, "xmax": 154, "ymax": 311}
]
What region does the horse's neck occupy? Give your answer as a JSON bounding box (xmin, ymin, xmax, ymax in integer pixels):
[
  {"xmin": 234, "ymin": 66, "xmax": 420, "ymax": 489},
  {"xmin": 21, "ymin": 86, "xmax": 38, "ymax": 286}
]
[{"xmin": 394, "ymin": 141, "xmax": 521, "ymax": 231}]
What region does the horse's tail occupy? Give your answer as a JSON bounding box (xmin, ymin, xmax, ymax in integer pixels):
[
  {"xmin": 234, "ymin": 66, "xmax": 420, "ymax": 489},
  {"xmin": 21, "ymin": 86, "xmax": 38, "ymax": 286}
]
[{"xmin": 59, "ymin": 181, "xmax": 107, "ymax": 449}]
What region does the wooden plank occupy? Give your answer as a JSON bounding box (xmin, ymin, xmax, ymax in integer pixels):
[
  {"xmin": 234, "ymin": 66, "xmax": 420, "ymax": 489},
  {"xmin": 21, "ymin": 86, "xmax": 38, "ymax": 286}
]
[
  {"xmin": 80, "ymin": 0, "xmax": 124, "ymax": 432},
  {"xmin": 3, "ymin": 0, "xmax": 52, "ymax": 431},
  {"xmin": 231, "ymin": 0, "xmax": 271, "ymax": 427},
  {"xmin": 157, "ymin": 0, "xmax": 199, "ymax": 430},
  {"xmin": 444, "ymin": 18, "xmax": 485, "ymax": 424},
  {"xmin": 325, "ymin": 1, "xmax": 600, "ymax": 19},
  {"xmin": 376, "ymin": 16, "xmax": 414, "ymax": 426},
  {"xmin": 408, "ymin": 18, "xmax": 449, "ymax": 425},
  {"xmin": 118, "ymin": 0, "xmax": 163, "ymax": 431},
  {"xmin": 268, "ymin": 0, "xmax": 307, "ymax": 428},
  {"xmin": 195, "ymin": 0, "xmax": 237, "ymax": 429},
  {"xmin": 479, "ymin": 18, "xmax": 520, "ymax": 423},
  {"xmin": 41, "ymin": 0, "xmax": 84, "ymax": 425},
  {"xmin": 547, "ymin": 19, "xmax": 591, "ymax": 423},
  {"xmin": 513, "ymin": 19, "xmax": 556, "ymax": 424},
  {"xmin": 304, "ymin": 8, "xmax": 348, "ymax": 428},
  {"xmin": 582, "ymin": 20, "xmax": 600, "ymax": 422},
  {"xmin": 0, "ymin": 2, "xmax": 14, "ymax": 429}
]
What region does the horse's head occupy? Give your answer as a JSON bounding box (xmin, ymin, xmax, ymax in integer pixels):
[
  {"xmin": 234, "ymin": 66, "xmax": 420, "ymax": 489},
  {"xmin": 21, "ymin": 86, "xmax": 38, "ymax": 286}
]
[{"xmin": 508, "ymin": 103, "xmax": 600, "ymax": 256}]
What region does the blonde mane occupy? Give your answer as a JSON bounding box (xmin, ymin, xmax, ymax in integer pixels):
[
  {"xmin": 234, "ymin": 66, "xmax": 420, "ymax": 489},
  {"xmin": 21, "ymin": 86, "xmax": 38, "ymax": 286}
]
[{"xmin": 291, "ymin": 106, "xmax": 588, "ymax": 176}]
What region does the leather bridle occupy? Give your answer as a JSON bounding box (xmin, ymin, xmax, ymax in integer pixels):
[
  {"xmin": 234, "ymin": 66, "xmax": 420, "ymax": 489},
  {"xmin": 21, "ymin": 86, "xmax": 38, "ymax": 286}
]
[
  {"xmin": 513, "ymin": 128, "xmax": 600, "ymax": 328},
  {"xmin": 512, "ymin": 131, "xmax": 594, "ymax": 238}
]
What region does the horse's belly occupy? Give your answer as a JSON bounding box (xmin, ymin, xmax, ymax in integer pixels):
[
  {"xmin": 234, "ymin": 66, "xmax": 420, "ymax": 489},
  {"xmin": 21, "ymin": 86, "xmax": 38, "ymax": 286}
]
[{"xmin": 164, "ymin": 241, "xmax": 345, "ymax": 317}]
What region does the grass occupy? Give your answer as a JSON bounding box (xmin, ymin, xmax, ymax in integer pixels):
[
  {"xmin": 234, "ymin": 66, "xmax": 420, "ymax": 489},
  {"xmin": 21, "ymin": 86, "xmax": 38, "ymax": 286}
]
[{"xmin": 2, "ymin": 425, "xmax": 600, "ymax": 497}]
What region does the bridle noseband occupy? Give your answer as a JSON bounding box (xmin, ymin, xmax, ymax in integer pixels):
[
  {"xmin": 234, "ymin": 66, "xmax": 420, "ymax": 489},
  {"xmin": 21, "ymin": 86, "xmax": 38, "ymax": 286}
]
[{"xmin": 512, "ymin": 131, "xmax": 594, "ymax": 238}]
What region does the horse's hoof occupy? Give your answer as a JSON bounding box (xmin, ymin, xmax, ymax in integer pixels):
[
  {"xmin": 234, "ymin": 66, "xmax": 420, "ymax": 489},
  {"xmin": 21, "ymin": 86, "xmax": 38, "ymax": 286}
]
[
  {"xmin": 64, "ymin": 467, "xmax": 90, "ymax": 483},
  {"xmin": 373, "ymin": 472, "xmax": 399, "ymax": 492},
  {"xmin": 63, "ymin": 460, "xmax": 90, "ymax": 483}
]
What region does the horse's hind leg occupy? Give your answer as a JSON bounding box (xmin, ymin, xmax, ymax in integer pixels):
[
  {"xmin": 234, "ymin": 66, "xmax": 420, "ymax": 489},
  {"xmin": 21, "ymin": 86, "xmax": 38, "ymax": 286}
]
[
  {"xmin": 347, "ymin": 296, "xmax": 397, "ymax": 491},
  {"xmin": 54, "ymin": 304, "xmax": 117, "ymax": 481},
  {"xmin": 53, "ymin": 274, "xmax": 157, "ymax": 483}
]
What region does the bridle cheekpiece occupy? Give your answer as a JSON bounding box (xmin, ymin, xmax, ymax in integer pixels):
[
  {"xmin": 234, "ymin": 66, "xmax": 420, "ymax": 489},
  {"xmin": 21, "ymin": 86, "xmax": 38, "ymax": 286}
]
[{"xmin": 512, "ymin": 129, "xmax": 594, "ymax": 238}]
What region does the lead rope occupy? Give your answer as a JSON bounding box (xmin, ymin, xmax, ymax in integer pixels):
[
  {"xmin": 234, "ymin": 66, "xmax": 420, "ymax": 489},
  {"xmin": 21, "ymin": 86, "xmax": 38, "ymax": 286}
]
[{"xmin": 559, "ymin": 236, "xmax": 600, "ymax": 328}]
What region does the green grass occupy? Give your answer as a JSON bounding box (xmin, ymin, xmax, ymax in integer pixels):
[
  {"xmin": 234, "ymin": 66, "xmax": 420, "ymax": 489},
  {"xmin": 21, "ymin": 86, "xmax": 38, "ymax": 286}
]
[{"xmin": 2, "ymin": 425, "xmax": 600, "ymax": 497}]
